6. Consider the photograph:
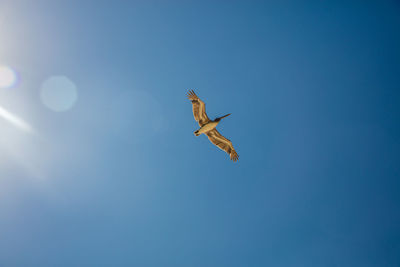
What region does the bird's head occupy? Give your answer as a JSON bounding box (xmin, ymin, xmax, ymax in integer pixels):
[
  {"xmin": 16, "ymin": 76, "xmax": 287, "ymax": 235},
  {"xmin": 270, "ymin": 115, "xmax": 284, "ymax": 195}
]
[{"xmin": 215, "ymin": 113, "xmax": 231, "ymax": 122}]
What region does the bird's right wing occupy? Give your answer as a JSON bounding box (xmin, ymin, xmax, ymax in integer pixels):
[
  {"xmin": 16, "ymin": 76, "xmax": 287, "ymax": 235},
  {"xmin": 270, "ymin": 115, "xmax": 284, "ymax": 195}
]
[
  {"xmin": 206, "ymin": 129, "xmax": 239, "ymax": 162},
  {"xmin": 187, "ymin": 90, "xmax": 210, "ymax": 127}
]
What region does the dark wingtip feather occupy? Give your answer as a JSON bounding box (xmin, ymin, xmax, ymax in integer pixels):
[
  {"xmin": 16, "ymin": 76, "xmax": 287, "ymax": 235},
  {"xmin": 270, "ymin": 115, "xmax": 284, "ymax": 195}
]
[
  {"xmin": 187, "ymin": 89, "xmax": 199, "ymax": 100},
  {"xmin": 230, "ymin": 151, "xmax": 239, "ymax": 162}
]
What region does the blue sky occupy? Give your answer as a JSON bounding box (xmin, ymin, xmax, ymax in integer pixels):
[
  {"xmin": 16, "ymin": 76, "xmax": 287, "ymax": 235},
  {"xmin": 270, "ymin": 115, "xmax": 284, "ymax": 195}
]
[{"xmin": 1, "ymin": 0, "xmax": 400, "ymax": 266}]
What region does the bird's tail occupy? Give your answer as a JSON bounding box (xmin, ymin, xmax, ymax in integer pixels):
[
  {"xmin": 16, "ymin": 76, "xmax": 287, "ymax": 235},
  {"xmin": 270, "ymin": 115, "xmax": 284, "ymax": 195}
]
[{"xmin": 194, "ymin": 130, "xmax": 200, "ymax": 136}]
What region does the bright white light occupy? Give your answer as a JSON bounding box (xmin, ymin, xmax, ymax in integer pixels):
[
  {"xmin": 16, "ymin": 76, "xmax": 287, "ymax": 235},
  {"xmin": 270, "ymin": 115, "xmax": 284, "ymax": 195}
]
[
  {"xmin": 0, "ymin": 65, "xmax": 17, "ymax": 88},
  {"xmin": 40, "ymin": 76, "xmax": 78, "ymax": 112},
  {"xmin": 0, "ymin": 105, "xmax": 33, "ymax": 133}
]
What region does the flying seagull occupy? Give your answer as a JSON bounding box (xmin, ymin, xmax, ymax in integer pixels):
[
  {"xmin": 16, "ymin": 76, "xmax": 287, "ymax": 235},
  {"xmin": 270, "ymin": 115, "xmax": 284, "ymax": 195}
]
[{"xmin": 187, "ymin": 90, "xmax": 239, "ymax": 162}]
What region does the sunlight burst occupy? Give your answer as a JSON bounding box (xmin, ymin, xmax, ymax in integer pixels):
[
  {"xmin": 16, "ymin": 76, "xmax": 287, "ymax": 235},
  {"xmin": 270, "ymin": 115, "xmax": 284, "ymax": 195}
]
[
  {"xmin": 0, "ymin": 65, "xmax": 18, "ymax": 88},
  {"xmin": 0, "ymin": 105, "xmax": 33, "ymax": 133}
]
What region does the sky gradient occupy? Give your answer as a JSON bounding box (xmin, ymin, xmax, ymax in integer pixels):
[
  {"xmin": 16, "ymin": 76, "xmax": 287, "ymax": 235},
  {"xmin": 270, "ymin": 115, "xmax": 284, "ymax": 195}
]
[{"xmin": 1, "ymin": 0, "xmax": 400, "ymax": 266}]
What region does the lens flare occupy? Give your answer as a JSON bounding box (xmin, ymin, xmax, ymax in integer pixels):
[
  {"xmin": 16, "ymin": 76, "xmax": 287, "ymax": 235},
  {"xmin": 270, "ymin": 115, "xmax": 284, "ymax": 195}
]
[
  {"xmin": 0, "ymin": 65, "xmax": 18, "ymax": 88},
  {"xmin": 40, "ymin": 76, "xmax": 78, "ymax": 112},
  {"xmin": 0, "ymin": 105, "xmax": 33, "ymax": 133}
]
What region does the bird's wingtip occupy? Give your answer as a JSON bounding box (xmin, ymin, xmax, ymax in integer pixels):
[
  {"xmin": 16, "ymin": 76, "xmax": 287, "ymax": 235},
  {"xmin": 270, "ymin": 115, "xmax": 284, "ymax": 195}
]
[
  {"xmin": 187, "ymin": 89, "xmax": 199, "ymax": 100},
  {"xmin": 230, "ymin": 151, "xmax": 239, "ymax": 162}
]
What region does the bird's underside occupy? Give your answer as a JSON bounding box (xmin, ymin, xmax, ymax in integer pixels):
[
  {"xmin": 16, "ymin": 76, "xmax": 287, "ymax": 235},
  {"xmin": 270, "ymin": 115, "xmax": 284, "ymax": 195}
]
[{"xmin": 187, "ymin": 90, "xmax": 239, "ymax": 162}]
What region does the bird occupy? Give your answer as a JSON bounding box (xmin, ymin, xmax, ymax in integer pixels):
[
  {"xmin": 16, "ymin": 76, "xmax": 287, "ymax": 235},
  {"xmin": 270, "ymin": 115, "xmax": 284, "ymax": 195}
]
[{"xmin": 187, "ymin": 90, "xmax": 239, "ymax": 162}]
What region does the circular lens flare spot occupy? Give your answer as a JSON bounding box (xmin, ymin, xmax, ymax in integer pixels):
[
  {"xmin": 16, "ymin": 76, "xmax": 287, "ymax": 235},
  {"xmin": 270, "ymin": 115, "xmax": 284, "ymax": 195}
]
[
  {"xmin": 0, "ymin": 65, "xmax": 18, "ymax": 88},
  {"xmin": 40, "ymin": 76, "xmax": 78, "ymax": 112}
]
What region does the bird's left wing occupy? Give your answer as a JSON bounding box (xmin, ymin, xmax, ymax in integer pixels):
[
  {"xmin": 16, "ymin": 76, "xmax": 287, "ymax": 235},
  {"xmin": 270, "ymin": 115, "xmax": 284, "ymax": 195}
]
[
  {"xmin": 187, "ymin": 90, "xmax": 210, "ymax": 127},
  {"xmin": 206, "ymin": 129, "xmax": 239, "ymax": 161}
]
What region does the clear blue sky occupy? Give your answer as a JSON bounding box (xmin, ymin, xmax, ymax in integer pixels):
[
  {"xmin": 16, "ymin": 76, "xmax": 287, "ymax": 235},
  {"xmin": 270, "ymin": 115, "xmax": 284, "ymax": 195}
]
[{"xmin": 1, "ymin": 0, "xmax": 400, "ymax": 266}]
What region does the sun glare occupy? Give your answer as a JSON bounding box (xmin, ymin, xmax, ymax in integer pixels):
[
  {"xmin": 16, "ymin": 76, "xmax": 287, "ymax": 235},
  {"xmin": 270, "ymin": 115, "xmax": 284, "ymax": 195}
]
[
  {"xmin": 40, "ymin": 76, "xmax": 78, "ymax": 112},
  {"xmin": 0, "ymin": 105, "xmax": 33, "ymax": 133},
  {"xmin": 0, "ymin": 65, "xmax": 18, "ymax": 88}
]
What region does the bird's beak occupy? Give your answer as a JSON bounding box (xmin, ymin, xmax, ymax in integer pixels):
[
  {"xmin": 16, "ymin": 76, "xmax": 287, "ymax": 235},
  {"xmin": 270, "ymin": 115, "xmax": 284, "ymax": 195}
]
[{"xmin": 219, "ymin": 113, "xmax": 231, "ymax": 119}]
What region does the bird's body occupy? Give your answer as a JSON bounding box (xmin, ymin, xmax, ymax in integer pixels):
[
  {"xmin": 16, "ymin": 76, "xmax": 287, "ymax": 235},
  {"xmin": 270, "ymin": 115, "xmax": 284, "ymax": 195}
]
[
  {"xmin": 194, "ymin": 121, "xmax": 219, "ymax": 136},
  {"xmin": 187, "ymin": 90, "xmax": 239, "ymax": 161}
]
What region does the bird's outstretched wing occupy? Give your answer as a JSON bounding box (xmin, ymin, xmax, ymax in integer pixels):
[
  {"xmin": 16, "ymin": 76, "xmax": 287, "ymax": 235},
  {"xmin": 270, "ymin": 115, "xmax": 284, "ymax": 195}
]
[
  {"xmin": 187, "ymin": 90, "xmax": 210, "ymax": 127},
  {"xmin": 206, "ymin": 129, "xmax": 239, "ymax": 162}
]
